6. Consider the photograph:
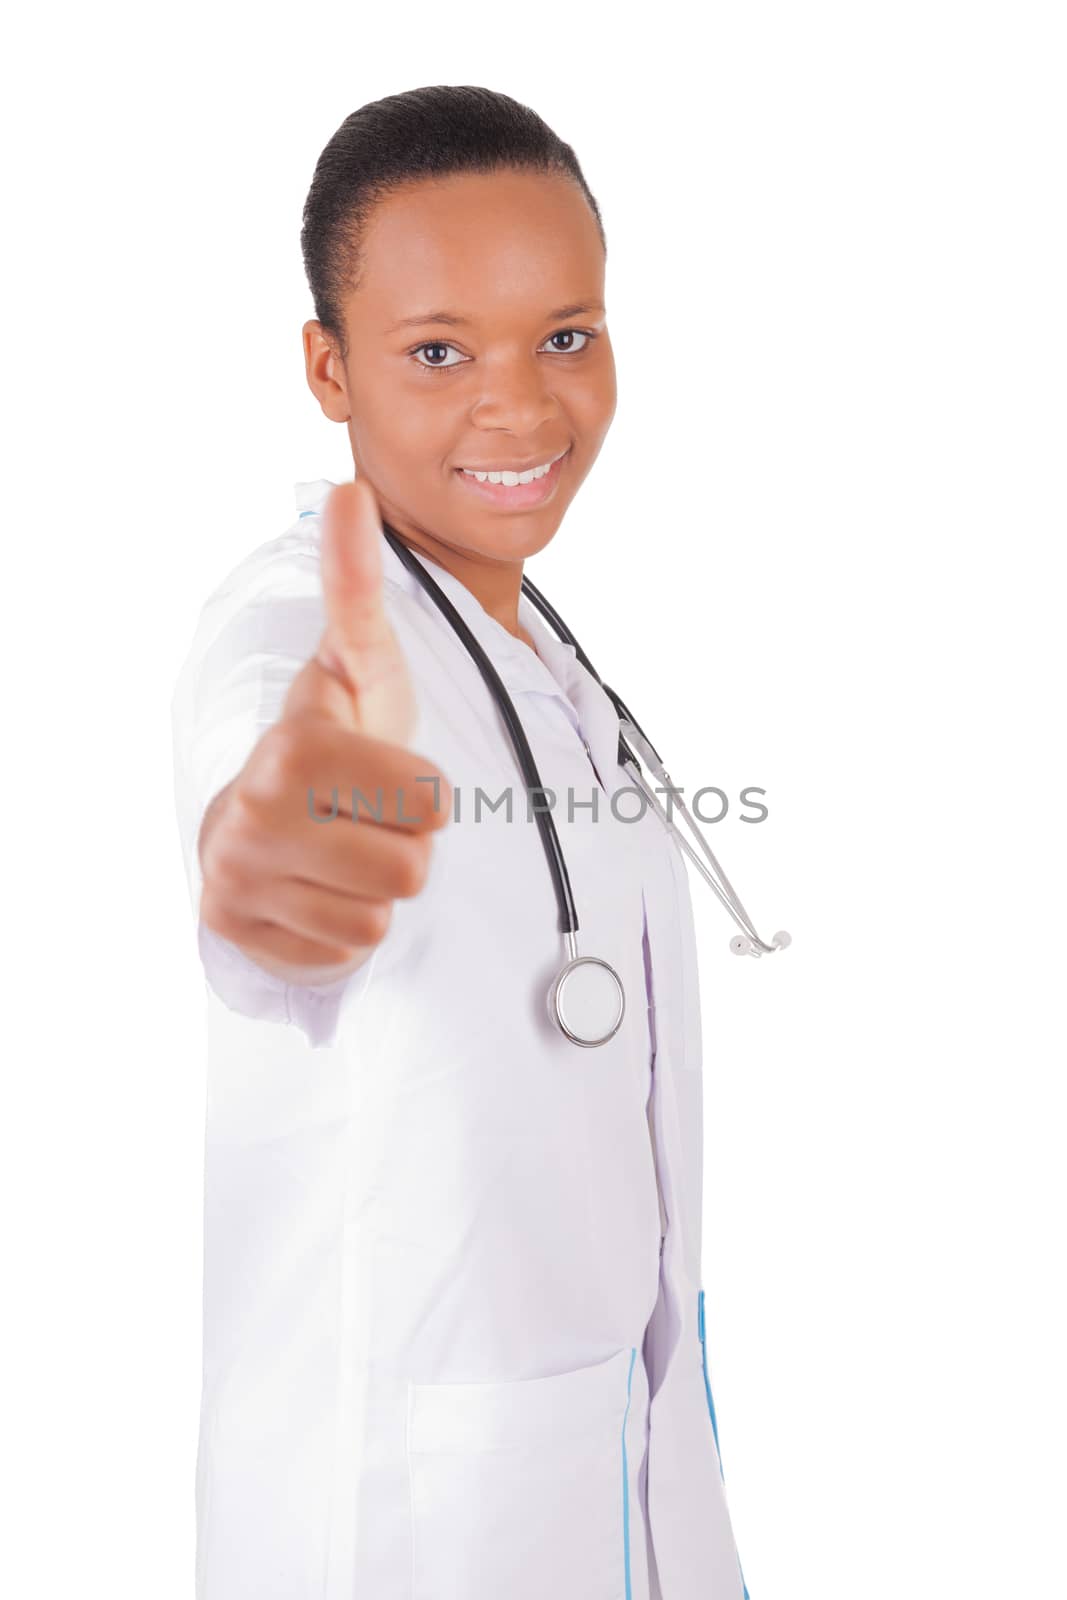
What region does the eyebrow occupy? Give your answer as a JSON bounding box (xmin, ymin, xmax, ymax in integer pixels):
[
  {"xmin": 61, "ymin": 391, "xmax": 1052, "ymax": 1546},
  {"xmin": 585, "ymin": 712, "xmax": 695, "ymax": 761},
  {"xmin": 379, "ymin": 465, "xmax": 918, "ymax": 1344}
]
[{"xmin": 384, "ymin": 301, "xmax": 605, "ymax": 334}]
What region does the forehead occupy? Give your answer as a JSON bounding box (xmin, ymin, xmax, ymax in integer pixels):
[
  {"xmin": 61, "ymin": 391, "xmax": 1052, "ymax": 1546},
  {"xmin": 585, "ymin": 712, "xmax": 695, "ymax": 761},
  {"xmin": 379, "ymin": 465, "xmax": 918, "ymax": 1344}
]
[{"xmin": 351, "ymin": 169, "xmax": 604, "ymax": 328}]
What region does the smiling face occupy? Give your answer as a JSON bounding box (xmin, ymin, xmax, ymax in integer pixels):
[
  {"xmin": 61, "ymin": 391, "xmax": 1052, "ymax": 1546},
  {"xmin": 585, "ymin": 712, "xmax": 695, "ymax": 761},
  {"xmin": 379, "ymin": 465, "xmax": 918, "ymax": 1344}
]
[{"xmin": 303, "ymin": 167, "xmax": 617, "ymax": 591}]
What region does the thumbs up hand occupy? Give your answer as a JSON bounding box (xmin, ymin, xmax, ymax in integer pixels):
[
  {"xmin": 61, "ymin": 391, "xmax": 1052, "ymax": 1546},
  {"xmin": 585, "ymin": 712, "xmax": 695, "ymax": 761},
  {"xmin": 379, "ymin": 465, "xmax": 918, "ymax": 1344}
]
[
  {"xmin": 198, "ymin": 478, "xmax": 452, "ymax": 985},
  {"xmin": 282, "ymin": 478, "xmax": 418, "ymax": 742}
]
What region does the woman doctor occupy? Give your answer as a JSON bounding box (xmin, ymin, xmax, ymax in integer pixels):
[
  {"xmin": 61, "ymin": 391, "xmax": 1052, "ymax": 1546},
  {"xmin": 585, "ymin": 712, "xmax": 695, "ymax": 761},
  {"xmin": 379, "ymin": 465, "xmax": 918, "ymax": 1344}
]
[{"xmin": 172, "ymin": 85, "xmax": 751, "ymax": 1600}]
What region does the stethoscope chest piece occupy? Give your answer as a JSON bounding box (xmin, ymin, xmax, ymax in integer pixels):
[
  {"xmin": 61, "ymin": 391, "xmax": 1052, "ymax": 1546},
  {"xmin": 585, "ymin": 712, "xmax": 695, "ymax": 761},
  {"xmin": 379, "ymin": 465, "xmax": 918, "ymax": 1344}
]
[{"xmin": 549, "ymin": 955, "xmax": 626, "ymax": 1048}]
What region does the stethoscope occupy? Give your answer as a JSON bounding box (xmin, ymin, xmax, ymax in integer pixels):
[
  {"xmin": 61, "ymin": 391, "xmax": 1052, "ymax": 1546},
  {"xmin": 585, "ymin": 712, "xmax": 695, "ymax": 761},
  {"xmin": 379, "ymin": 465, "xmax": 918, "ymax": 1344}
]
[{"xmin": 382, "ymin": 524, "xmax": 791, "ymax": 1049}]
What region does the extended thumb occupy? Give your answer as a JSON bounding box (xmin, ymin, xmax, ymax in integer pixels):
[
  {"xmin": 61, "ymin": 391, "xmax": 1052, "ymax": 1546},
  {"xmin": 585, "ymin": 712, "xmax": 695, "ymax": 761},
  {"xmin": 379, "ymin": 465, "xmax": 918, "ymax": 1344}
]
[{"xmin": 317, "ymin": 478, "xmax": 395, "ymax": 686}]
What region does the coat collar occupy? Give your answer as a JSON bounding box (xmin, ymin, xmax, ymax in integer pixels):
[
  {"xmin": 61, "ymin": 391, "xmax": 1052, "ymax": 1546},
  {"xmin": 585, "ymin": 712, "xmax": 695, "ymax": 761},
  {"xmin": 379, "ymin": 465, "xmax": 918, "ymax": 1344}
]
[{"xmin": 294, "ymin": 478, "xmax": 627, "ymax": 788}]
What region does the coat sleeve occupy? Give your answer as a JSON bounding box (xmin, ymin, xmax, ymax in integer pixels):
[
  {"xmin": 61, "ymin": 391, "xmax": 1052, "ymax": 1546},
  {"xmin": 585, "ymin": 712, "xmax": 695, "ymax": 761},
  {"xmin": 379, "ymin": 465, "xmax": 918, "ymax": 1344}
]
[{"xmin": 169, "ymin": 527, "xmax": 372, "ymax": 1049}]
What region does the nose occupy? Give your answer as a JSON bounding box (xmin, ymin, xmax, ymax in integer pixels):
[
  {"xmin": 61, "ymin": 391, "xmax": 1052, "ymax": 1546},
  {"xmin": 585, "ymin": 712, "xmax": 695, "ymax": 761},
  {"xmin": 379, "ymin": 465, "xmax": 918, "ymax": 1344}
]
[{"xmin": 469, "ymin": 355, "xmax": 560, "ymax": 435}]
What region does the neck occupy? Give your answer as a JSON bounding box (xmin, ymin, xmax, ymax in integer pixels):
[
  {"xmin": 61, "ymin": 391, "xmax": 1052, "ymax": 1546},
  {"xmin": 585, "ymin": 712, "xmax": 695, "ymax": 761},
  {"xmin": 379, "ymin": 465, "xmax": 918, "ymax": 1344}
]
[{"xmin": 382, "ymin": 517, "xmax": 536, "ymax": 651}]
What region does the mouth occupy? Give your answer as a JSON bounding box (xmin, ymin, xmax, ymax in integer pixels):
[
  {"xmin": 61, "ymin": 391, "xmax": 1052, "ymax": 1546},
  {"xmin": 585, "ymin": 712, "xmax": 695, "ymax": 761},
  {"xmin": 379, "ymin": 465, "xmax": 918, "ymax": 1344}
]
[{"xmin": 452, "ymin": 446, "xmax": 570, "ymax": 508}]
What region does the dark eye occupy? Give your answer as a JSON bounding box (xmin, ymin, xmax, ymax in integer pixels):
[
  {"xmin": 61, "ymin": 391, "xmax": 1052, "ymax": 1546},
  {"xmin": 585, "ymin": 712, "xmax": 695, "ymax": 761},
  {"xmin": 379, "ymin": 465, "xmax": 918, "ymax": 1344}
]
[
  {"xmin": 412, "ymin": 342, "xmax": 464, "ymax": 370},
  {"xmin": 544, "ymin": 330, "xmax": 592, "ymax": 354}
]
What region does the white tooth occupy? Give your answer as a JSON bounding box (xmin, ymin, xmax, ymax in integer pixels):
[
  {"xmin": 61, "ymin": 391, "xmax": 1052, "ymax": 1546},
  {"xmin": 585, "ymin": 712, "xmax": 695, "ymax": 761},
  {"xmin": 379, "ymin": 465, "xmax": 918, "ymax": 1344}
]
[{"xmin": 461, "ymin": 454, "xmax": 559, "ymax": 484}]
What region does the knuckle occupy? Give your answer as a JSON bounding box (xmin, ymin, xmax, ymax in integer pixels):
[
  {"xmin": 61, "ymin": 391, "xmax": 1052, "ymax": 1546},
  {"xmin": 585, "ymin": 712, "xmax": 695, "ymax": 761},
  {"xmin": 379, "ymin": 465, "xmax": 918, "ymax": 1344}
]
[
  {"xmin": 199, "ymin": 826, "xmax": 230, "ymax": 886},
  {"xmin": 395, "ymin": 836, "xmax": 431, "ymax": 897},
  {"xmin": 333, "ymin": 900, "xmax": 389, "ymax": 952},
  {"xmin": 357, "ymin": 900, "xmax": 393, "ymax": 945},
  {"xmin": 199, "ymin": 885, "xmax": 240, "ymax": 941},
  {"xmin": 217, "ymin": 853, "xmax": 253, "ymax": 896},
  {"xmin": 203, "ymin": 829, "xmax": 253, "ymax": 897},
  {"xmin": 260, "ymin": 719, "xmax": 308, "ymax": 787}
]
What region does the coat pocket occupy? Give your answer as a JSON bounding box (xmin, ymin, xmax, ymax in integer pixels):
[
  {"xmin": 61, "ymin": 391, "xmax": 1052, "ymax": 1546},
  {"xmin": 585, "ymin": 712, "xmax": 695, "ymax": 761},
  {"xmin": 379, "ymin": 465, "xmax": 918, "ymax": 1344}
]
[{"xmin": 406, "ymin": 1346, "xmax": 637, "ymax": 1600}]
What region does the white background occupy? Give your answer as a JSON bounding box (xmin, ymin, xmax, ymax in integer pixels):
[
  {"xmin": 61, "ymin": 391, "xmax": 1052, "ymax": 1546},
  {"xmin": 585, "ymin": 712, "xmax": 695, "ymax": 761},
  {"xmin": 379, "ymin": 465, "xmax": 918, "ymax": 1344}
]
[{"xmin": 3, "ymin": 3, "xmax": 1064, "ymax": 1595}]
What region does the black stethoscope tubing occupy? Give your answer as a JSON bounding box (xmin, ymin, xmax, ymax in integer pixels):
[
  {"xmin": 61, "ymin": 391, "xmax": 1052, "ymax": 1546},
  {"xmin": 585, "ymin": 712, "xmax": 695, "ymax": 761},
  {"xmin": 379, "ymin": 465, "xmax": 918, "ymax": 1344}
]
[
  {"xmin": 518, "ymin": 572, "xmax": 666, "ymax": 774},
  {"xmin": 382, "ymin": 524, "xmax": 582, "ymax": 938}
]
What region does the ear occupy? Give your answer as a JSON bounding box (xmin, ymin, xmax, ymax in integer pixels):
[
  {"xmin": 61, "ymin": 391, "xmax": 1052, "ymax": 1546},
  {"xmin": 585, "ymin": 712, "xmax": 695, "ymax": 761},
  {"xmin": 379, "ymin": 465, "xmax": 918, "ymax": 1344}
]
[{"xmin": 303, "ymin": 319, "xmax": 351, "ymax": 423}]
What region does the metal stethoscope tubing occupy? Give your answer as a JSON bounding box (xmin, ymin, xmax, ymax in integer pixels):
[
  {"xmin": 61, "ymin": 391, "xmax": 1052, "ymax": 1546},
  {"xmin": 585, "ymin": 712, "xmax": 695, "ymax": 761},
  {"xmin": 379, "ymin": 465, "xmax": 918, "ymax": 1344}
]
[{"xmin": 519, "ymin": 572, "xmax": 791, "ymax": 961}]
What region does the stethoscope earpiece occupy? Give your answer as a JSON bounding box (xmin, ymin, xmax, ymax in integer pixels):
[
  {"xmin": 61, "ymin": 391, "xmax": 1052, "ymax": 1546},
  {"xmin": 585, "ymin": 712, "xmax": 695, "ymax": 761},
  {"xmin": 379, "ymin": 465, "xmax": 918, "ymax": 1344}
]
[{"xmin": 731, "ymin": 929, "xmax": 792, "ymax": 958}]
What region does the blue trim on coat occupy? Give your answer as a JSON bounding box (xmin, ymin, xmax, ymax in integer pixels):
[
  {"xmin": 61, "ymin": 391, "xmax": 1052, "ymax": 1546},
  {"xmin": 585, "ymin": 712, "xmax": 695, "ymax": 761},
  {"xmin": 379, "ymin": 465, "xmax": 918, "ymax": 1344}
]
[
  {"xmin": 622, "ymin": 1345, "xmax": 637, "ymax": 1599},
  {"xmin": 698, "ymin": 1289, "xmax": 751, "ymax": 1600}
]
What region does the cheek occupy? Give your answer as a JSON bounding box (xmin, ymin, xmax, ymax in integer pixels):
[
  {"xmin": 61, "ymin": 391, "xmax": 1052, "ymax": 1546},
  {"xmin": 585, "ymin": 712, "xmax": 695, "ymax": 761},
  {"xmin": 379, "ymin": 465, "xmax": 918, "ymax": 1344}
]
[
  {"xmin": 359, "ymin": 388, "xmax": 450, "ymax": 471},
  {"xmin": 573, "ymin": 368, "xmax": 617, "ymax": 442}
]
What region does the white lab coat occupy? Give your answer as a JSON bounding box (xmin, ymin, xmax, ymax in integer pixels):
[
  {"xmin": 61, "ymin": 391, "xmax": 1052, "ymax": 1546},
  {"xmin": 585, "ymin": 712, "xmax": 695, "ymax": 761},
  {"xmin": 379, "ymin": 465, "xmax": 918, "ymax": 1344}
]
[{"xmin": 170, "ymin": 479, "xmax": 749, "ymax": 1600}]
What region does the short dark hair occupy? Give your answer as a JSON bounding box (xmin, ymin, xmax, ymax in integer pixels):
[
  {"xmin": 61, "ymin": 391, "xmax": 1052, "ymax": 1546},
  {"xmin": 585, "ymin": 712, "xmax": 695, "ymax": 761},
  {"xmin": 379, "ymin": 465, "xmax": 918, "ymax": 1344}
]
[{"xmin": 300, "ymin": 85, "xmax": 606, "ymax": 360}]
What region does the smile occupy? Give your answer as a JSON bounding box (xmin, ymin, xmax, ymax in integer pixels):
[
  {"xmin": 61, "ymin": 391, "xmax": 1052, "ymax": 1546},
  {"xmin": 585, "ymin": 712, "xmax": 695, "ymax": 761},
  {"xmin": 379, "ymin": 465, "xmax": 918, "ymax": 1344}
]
[{"xmin": 453, "ymin": 447, "xmax": 569, "ymax": 507}]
